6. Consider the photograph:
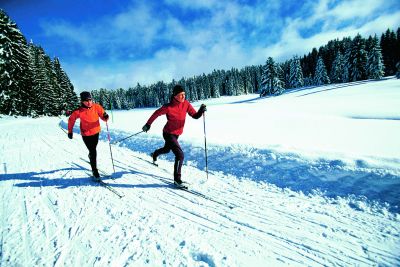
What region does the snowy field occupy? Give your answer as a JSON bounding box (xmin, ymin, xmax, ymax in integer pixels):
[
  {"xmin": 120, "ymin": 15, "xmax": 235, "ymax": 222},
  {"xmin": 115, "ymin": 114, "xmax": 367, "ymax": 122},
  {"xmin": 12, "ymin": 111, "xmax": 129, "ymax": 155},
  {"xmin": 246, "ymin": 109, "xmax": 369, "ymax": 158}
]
[{"xmin": 1, "ymin": 77, "xmax": 400, "ymax": 266}]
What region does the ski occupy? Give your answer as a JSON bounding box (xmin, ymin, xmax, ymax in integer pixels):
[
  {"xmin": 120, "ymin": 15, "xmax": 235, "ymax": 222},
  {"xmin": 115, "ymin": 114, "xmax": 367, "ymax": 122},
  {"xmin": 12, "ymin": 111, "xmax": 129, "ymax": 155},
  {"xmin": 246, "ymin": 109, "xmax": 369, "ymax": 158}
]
[
  {"xmin": 177, "ymin": 187, "xmax": 234, "ymax": 209},
  {"xmin": 160, "ymin": 179, "xmax": 234, "ymax": 209},
  {"xmin": 95, "ymin": 179, "xmax": 124, "ymax": 198},
  {"xmin": 86, "ymin": 172, "xmax": 124, "ymax": 198},
  {"xmin": 135, "ymin": 155, "xmax": 159, "ymax": 167}
]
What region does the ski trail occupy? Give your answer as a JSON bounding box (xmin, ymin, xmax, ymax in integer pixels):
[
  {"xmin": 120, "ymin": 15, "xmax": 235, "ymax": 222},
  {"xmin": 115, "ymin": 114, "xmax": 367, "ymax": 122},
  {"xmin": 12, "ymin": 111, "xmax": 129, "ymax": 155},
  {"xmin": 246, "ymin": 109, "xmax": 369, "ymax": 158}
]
[
  {"xmin": 96, "ymin": 148, "xmax": 400, "ymax": 266},
  {"xmin": 1, "ymin": 117, "xmax": 399, "ymax": 266},
  {"xmin": 103, "ymin": 125, "xmax": 400, "ymax": 213}
]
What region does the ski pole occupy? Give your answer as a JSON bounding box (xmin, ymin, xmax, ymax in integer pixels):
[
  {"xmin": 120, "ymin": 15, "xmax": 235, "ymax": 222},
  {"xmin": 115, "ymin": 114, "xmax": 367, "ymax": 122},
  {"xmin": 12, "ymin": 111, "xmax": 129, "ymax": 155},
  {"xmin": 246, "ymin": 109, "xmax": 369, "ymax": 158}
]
[
  {"xmin": 109, "ymin": 96, "xmax": 114, "ymax": 123},
  {"xmin": 106, "ymin": 121, "xmax": 116, "ymax": 174},
  {"xmin": 203, "ymin": 113, "xmax": 209, "ymax": 181},
  {"xmin": 111, "ymin": 130, "xmax": 144, "ymax": 145},
  {"xmin": 57, "ymin": 115, "xmax": 68, "ymax": 134}
]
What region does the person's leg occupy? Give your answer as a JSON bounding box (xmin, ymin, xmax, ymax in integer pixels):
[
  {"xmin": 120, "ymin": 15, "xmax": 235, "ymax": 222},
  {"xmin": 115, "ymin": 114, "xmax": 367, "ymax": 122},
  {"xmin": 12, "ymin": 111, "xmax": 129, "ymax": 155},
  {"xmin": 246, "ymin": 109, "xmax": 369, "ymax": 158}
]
[
  {"xmin": 168, "ymin": 135, "xmax": 184, "ymax": 183},
  {"xmin": 82, "ymin": 133, "xmax": 99, "ymax": 176},
  {"xmin": 152, "ymin": 132, "xmax": 173, "ymax": 161}
]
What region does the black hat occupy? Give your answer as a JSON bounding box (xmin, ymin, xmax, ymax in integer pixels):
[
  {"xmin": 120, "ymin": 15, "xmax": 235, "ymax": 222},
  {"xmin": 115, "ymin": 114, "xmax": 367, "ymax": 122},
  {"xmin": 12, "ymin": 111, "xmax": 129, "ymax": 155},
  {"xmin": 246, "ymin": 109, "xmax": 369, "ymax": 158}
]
[
  {"xmin": 173, "ymin": 85, "xmax": 185, "ymax": 96},
  {"xmin": 80, "ymin": 91, "xmax": 92, "ymax": 101}
]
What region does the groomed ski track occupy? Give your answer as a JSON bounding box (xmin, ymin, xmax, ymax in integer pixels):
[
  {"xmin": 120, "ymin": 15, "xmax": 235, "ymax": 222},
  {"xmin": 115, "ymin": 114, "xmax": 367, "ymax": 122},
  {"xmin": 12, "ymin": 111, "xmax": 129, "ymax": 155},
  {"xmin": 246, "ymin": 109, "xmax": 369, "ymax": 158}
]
[{"xmin": 0, "ymin": 117, "xmax": 399, "ymax": 266}]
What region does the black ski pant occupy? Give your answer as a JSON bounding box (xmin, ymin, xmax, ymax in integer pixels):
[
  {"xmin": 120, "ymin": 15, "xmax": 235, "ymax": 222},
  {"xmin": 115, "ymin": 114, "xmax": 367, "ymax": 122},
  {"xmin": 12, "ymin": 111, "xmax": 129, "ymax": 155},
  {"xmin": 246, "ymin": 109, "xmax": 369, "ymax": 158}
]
[
  {"xmin": 153, "ymin": 132, "xmax": 184, "ymax": 182},
  {"xmin": 82, "ymin": 133, "xmax": 99, "ymax": 172}
]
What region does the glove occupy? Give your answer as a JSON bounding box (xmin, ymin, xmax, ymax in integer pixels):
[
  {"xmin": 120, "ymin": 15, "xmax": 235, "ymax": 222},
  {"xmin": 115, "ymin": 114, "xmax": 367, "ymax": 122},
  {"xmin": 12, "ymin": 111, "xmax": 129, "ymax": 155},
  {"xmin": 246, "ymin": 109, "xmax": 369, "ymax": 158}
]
[
  {"xmin": 142, "ymin": 124, "xmax": 151, "ymax": 132},
  {"xmin": 103, "ymin": 112, "xmax": 109, "ymax": 121},
  {"xmin": 199, "ymin": 104, "xmax": 207, "ymax": 113},
  {"xmin": 68, "ymin": 132, "xmax": 73, "ymax": 139}
]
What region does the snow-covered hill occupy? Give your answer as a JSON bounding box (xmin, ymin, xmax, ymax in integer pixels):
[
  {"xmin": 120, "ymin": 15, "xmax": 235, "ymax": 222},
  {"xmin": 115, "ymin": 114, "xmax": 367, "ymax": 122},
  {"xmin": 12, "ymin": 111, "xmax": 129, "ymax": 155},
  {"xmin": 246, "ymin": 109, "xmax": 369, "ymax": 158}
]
[{"xmin": 1, "ymin": 78, "xmax": 399, "ymax": 266}]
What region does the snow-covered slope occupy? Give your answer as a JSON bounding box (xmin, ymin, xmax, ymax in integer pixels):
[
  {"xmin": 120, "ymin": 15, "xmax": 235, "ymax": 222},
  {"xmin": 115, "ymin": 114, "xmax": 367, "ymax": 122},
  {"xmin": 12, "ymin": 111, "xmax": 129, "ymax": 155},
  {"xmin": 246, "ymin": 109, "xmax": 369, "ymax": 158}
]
[{"xmin": 1, "ymin": 78, "xmax": 399, "ymax": 266}]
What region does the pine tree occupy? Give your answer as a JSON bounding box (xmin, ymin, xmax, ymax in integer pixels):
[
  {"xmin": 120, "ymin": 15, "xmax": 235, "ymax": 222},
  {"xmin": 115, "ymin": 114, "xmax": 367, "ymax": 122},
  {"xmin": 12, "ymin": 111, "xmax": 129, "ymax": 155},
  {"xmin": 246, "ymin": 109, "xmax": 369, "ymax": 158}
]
[
  {"xmin": 27, "ymin": 43, "xmax": 43, "ymax": 116},
  {"xmin": 366, "ymin": 35, "xmax": 385, "ymax": 80},
  {"xmin": 276, "ymin": 63, "xmax": 285, "ymax": 93},
  {"xmin": 53, "ymin": 57, "xmax": 78, "ymax": 113},
  {"xmin": 381, "ymin": 29, "xmax": 398, "ymax": 76},
  {"xmin": 330, "ymin": 51, "xmax": 344, "ymax": 83},
  {"xmin": 261, "ymin": 57, "xmax": 276, "ymax": 96},
  {"xmin": 341, "ymin": 37, "xmax": 352, "ymax": 83},
  {"xmin": 260, "ymin": 57, "xmax": 284, "ymax": 95},
  {"xmin": 350, "ymin": 34, "xmax": 367, "ymax": 81},
  {"xmin": 0, "ymin": 9, "xmax": 31, "ymax": 115},
  {"xmin": 289, "ymin": 56, "xmax": 304, "ymax": 88},
  {"xmin": 240, "ymin": 67, "xmax": 253, "ymax": 94},
  {"xmin": 37, "ymin": 46, "xmax": 60, "ymax": 116},
  {"xmin": 314, "ymin": 56, "xmax": 330, "ymax": 85}
]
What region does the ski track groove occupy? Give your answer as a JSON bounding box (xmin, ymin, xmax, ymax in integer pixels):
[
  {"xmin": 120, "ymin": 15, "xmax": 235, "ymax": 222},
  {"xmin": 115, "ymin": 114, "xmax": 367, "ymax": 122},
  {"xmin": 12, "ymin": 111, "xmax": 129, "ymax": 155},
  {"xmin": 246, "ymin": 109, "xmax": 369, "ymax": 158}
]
[
  {"xmin": 112, "ymin": 157, "xmax": 331, "ymax": 265},
  {"xmin": 95, "ymin": 153, "xmax": 400, "ymax": 266}
]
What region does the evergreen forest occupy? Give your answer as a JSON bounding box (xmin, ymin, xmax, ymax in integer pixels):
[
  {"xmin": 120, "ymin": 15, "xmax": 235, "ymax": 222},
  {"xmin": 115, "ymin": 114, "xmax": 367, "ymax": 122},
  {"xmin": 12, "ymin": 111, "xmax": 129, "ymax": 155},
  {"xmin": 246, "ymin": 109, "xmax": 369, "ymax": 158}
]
[
  {"xmin": 1, "ymin": 8, "xmax": 399, "ymax": 116},
  {"xmin": 0, "ymin": 9, "xmax": 78, "ymax": 116}
]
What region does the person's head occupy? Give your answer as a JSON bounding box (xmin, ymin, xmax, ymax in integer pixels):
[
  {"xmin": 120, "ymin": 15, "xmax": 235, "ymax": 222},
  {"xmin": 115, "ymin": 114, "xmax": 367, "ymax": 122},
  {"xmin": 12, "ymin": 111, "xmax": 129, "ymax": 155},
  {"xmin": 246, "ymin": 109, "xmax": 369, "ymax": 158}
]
[
  {"xmin": 80, "ymin": 91, "xmax": 93, "ymax": 107},
  {"xmin": 172, "ymin": 85, "xmax": 185, "ymax": 103}
]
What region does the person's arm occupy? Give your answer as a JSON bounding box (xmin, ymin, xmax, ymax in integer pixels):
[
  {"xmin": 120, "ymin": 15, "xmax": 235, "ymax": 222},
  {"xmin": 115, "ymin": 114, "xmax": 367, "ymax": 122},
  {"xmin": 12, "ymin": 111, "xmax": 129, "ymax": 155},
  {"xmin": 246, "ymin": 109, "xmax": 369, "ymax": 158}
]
[
  {"xmin": 67, "ymin": 110, "xmax": 79, "ymax": 138},
  {"xmin": 142, "ymin": 105, "xmax": 168, "ymax": 132},
  {"xmin": 97, "ymin": 104, "xmax": 109, "ymax": 121},
  {"xmin": 188, "ymin": 103, "xmax": 206, "ymax": 119}
]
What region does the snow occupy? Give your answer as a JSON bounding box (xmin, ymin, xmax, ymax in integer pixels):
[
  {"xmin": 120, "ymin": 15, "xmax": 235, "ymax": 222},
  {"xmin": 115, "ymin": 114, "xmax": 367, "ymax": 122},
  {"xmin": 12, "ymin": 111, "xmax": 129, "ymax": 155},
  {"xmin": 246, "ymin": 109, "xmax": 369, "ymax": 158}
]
[{"xmin": 1, "ymin": 77, "xmax": 400, "ymax": 266}]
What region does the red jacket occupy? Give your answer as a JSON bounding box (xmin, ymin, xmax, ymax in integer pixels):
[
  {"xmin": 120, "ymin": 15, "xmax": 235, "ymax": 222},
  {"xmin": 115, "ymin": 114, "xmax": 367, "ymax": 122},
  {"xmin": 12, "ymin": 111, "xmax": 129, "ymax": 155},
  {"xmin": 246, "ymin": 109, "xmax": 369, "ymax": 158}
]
[
  {"xmin": 146, "ymin": 99, "xmax": 202, "ymax": 135},
  {"xmin": 68, "ymin": 103, "xmax": 107, "ymax": 136}
]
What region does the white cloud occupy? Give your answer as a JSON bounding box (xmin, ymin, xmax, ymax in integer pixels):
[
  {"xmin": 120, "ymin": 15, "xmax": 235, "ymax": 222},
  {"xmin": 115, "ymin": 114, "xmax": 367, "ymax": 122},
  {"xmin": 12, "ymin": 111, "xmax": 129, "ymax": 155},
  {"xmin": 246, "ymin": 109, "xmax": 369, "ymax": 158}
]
[
  {"xmin": 262, "ymin": 10, "xmax": 400, "ymax": 62},
  {"xmin": 54, "ymin": 0, "xmax": 400, "ymax": 91},
  {"xmin": 329, "ymin": 0, "xmax": 384, "ymax": 20}
]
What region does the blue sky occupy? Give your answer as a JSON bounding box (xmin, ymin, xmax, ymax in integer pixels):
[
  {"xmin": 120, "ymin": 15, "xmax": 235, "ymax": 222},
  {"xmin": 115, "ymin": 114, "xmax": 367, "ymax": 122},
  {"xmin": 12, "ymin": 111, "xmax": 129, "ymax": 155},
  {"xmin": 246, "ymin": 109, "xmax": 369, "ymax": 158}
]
[{"xmin": 3, "ymin": 0, "xmax": 400, "ymax": 91}]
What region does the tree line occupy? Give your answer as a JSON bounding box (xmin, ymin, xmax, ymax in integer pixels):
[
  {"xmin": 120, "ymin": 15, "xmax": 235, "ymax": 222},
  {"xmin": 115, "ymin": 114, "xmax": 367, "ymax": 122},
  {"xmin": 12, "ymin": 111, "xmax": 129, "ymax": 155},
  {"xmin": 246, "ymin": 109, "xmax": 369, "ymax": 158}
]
[
  {"xmin": 93, "ymin": 28, "xmax": 400, "ymax": 109},
  {"xmin": 0, "ymin": 9, "xmax": 78, "ymax": 116}
]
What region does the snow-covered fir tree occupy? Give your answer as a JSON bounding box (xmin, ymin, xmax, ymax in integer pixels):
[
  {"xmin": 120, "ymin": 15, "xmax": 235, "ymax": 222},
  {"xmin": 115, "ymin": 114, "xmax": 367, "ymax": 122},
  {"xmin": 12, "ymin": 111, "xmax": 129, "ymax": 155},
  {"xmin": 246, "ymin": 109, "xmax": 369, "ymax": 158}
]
[
  {"xmin": 289, "ymin": 56, "xmax": 304, "ymax": 88},
  {"xmin": 53, "ymin": 57, "xmax": 78, "ymax": 112},
  {"xmin": 330, "ymin": 51, "xmax": 344, "ymax": 83},
  {"xmin": 350, "ymin": 34, "xmax": 367, "ymax": 81},
  {"xmin": 342, "ymin": 37, "xmax": 353, "ymax": 83},
  {"xmin": 396, "ymin": 61, "xmax": 400, "ymax": 79},
  {"xmin": 1, "ymin": 10, "xmax": 78, "ymax": 117},
  {"xmin": 276, "ymin": 63, "xmax": 285, "ymax": 92},
  {"xmin": 366, "ymin": 35, "xmax": 385, "ymax": 80},
  {"xmin": 314, "ymin": 56, "xmax": 330, "ymax": 85},
  {"xmin": 210, "ymin": 70, "xmax": 221, "ymax": 98},
  {"xmin": 27, "ymin": 43, "xmax": 44, "ymax": 116},
  {"xmin": 33, "ymin": 45, "xmax": 61, "ymax": 116},
  {"xmin": 240, "ymin": 67, "xmax": 253, "ymax": 94},
  {"xmin": 380, "ymin": 29, "xmax": 398, "ymax": 76},
  {"xmin": 0, "ymin": 9, "xmax": 31, "ymax": 116},
  {"xmin": 260, "ymin": 57, "xmax": 284, "ymax": 96}
]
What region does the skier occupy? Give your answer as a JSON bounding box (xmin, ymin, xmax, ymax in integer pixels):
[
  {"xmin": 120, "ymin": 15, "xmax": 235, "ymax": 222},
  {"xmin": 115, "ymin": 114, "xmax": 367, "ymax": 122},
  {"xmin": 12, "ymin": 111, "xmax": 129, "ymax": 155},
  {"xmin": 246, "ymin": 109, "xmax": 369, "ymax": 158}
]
[
  {"xmin": 142, "ymin": 84, "xmax": 206, "ymax": 188},
  {"xmin": 67, "ymin": 91, "xmax": 109, "ymax": 179}
]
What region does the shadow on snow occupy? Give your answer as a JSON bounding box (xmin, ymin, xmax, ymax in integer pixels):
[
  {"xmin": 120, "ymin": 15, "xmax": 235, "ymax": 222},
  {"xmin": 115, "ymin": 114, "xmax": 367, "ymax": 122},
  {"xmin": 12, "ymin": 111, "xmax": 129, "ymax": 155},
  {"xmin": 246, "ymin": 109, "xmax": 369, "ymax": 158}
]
[
  {"xmin": 0, "ymin": 162, "xmax": 171, "ymax": 190},
  {"xmin": 87, "ymin": 126, "xmax": 400, "ymax": 213}
]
